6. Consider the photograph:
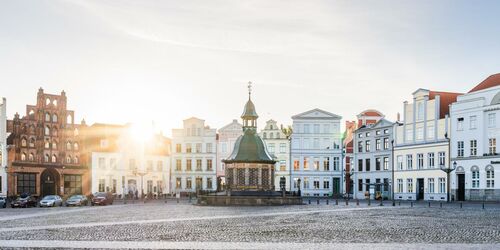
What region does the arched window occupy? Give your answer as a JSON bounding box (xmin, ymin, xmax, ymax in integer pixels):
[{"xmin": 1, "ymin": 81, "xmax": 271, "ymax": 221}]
[
  {"xmin": 21, "ymin": 137, "xmax": 27, "ymax": 147},
  {"xmin": 51, "ymin": 154, "xmax": 57, "ymax": 163},
  {"xmin": 66, "ymin": 141, "xmax": 72, "ymax": 150},
  {"xmin": 52, "ymin": 114, "xmax": 58, "ymax": 123},
  {"xmin": 52, "ymin": 127, "xmax": 58, "ymax": 136},
  {"xmin": 270, "ymin": 132, "xmax": 274, "ymax": 139},
  {"xmin": 74, "ymin": 156, "xmax": 79, "ymax": 164},
  {"xmin": 29, "ymin": 125, "xmax": 35, "ymax": 134},
  {"xmin": 53, "ymin": 99, "xmax": 57, "ymax": 106},
  {"xmin": 28, "ymin": 110, "xmax": 35, "ymax": 119},
  {"xmin": 66, "ymin": 155, "xmax": 72, "ymax": 164},
  {"xmin": 52, "ymin": 140, "xmax": 57, "ymax": 150},
  {"xmin": 44, "ymin": 154, "xmax": 49, "ymax": 162},
  {"xmin": 67, "ymin": 115, "xmax": 72, "ymax": 124},
  {"xmin": 45, "ymin": 112, "xmax": 51, "ymax": 122},
  {"xmin": 21, "ymin": 153, "xmax": 26, "ymax": 161},
  {"xmin": 46, "ymin": 98, "xmax": 51, "ymax": 105},
  {"xmin": 29, "ymin": 137, "xmax": 35, "ymax": 147},
  {"xmin": 263, "ymin": 132, "xmax": 267, "ymax": 139},
  {"xmin": 28, "ymin": 153, "xmax": 34, "ymax": 162},
  {"xmin": 276, "ymin": 133, "xmax": 280, "ymax": 139},
  {"xmin": 44, "ymin": 139, "xmax": 50, "ymax": 149},
  {"xmin": 471, "ymin": 166, "xmax": 480, "ymax": 189},
  {"xmin": 486, "ymin": 165, "xmax": 495, "ymax": 189},
  {"xmin": 45, "ymin": 126, "xmax": 50, "ymax": 136},
  {"xmin": 74, "ymin": 142, "xmax": 79, "ymax": 151}
]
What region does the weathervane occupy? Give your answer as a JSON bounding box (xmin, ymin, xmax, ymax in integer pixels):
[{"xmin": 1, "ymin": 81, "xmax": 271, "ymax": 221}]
[{"xmin": 248, "ymin": 81, "xmax": 252, "ymax": 99}]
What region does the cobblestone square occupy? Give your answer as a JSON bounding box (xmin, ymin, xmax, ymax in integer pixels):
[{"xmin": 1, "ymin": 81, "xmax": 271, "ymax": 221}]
[{"xmin": 0, "ymin": 200, "xmax": 498, "ymax": 249}]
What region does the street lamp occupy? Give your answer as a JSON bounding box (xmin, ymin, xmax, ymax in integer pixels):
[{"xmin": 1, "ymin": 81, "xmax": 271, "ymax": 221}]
[
  {"xmin": 442, "ymin": 133, "xmax": 456, "ymax": 203},
  {"xmin": 391, "ymin": 139, "xmax": 395, "ymax": 206},
  {"xmin": 343, "ymin": 166, "xmax": 351, "ymax": 200},
  {"xmin": 133, "ymin": 169, "xmax": 147, "ymax": 199}
]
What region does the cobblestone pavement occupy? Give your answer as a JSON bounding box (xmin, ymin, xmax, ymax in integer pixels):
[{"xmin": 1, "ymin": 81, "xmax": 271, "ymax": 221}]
[{"xmin": 0, "ymin": 200, "xmax": 498, "ymax": 249}]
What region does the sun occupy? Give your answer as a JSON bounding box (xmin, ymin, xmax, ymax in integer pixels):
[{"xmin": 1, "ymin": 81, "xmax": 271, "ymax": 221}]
[{"xmin": 128, "ymin": 122, "xmax": 154, "ymax": 143}]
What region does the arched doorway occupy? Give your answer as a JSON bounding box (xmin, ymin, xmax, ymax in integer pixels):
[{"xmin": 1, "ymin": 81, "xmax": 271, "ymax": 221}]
[{"xmin": 41, "ymin": 169, "xmax": 60, "ymax": 197}]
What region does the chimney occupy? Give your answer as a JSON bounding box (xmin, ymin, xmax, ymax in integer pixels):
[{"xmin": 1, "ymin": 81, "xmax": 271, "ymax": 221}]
[{"xmin": 397, "ymin": 112, "xmax": 400, "ymax": 122}]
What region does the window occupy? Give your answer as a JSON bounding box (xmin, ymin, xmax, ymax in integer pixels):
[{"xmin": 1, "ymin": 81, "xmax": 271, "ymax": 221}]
[
  {"xmin": 263, "ymin": 132, "xmax": 267, "ymax": 139},
  {"xmin": 486, "ymin": 166, "xmax": 495, "ymax": 188},
  {"xmin": 207, "ymin": 178, "xmax": 213, "ymax": 189},
  {"xmin": 365, "ymin": 141, "xmax": 371, "ymax": 152},
  {"xmin": 17, "ymin": 173, "xmax": 36, "ymax": 194},
  {"xmin": 417, "ymin": 102, "xmax": 424, "ymax": 121},
  {"xmin": 186, "ymin": 178, "xmax": 192, "ymax": 189},
  {"xmin": 205, "ymin": 143, "xmax": 213, "ymax": 153},
  {"xmin": 357, "ymin": 141, "xmax": 363, "ymax": 152},
  {"xmin": 129, "ymin": 159, "xmax": 136, "ymax": 170},
  {"xmin": 416, "ymin": 127, "xmax": 424, "ymax": 140},
  {"xmin": 397, "ymin": 179, "xmax": 403, "ymax": 193},
  {"xmin": 375, "ymin": 158, "xmax": 381, "ymax": 171},
  {"xmin": 176, "ymin": 159, "xmax": 182, "ymax": 171},
  {"xmin": 470, "ymin": 140, "xmax": 477, "ymax": 156},
  {"xmin": 470, "ymin": 116, "xmax": 477, "ymax": 129},
  {"xmin": 52, "ymin": 114, "xmax": 58, "ymax": 123},
  {"xmin": 176, "ymin": 178, "xmax": 181, "ymax": 189},
  {"xmin": 98, "ymin": 179, "xmax": 105, "ymax": 192},
  {"xmin": 279, "ymin": 160, "xmax": 286, "ymax": 171},
  {"xmin": 21, "ymin": 153, "xmax": 26, "ymax": 161},
  {"xmin": 44, "ymin": 154, "xmax": 49, "ymax": 162},
  {"xmin": 303, "ymin": 139, "xmax": 310, "ymax": 149},
  {"xmin": 406, "ymin": 155, "xmax": 413, "ymax": 170},
  {"xmin": 45, "ymin": 112, "xmax": 50, "ymax": 122},
  {"xmin": 375, "ymin": 139, "xmax": 381, "ymax": 151},
  {"xmin": 427, "ymin": 126, "xmax": 435, "ymax": 139},
  {"xmin": 221, "ymin": 143, "xmax": 227, "ymax": 153},
  {"xmin": 489, "ymin": 138, "xmax": 496, "ymax": 155},
  {"xmin": 384, "ymin": 129, "xmax": 389, "ymax": 134},
  {"xmin": 303, "ymin": 157, "xmax": 309, "ymax": 170},
  {"xmin": 110, "ymin": 158, "xmax": 117, "ymax": 170},
  {"xmin": 98, "ymin": 158, "xmax": 106, "ymax": 169},
  {"xmin": 196, "ymin": 159, "xmax": 202, "ymax": 171},
  {"xmin": 73, "ymin": 156, "xmax": 79, "ymax": 164},
  {"xmin": 195, "ymin": 143, "xmax": 202, "ymax": 153},
  {"xmin": 29, "ymin": 153, "xmax": 34, "ymax": 162},
  {"xmin": 304, "ymin": 124, "xmax": 310, "ymax": 133},
  {"xmin": 407, "ymin": 179, "xmax": 413, "ymax": 193},
  {"xmin": 383, "ymin": 138, "xmax": 389, "ymax": 150},
  {"xmin": 45, "ymin": 126, "xmax": 50, "ymax": 136},
  {"xmin": 144, "ymin": 160, "xmax": 152, "ymax": 171},
  {"xmin": 313, "ymin": 158, "xmax": 320, "ymax": 171},
  {"xmin": 366, "ymin": 159, "xmax": 371, "ymax": 171},
  {"xmin": 333, "ymin": 157, "xmax": 339, "ymax": 171},
  {"xmin": 21, "ymin": 138, "xmax": 27, "ymax": 147},
  {"xmin": 457, "ymin": 117, "xmax": 464, "ymax": 131},
  {"xmin": 457, "ymin": 141, "xmax": 464, "ymax": 157},
  {"xmin": 29, "ymin": 138, "xmax": 35, "ymax": 147},
  {"xmin": 488, "ymin": 113, "xmax": 496, "ymax": 128},
  {"xmin": 358, "ymin": 179, "xmax": 363, "ymax": 192},
  {"xmin": 428, "ymin": 153, "xmax": 435, "ymax": 168},
  {"xmin": 186, "ymin": 159, "xmax": 192, "ymax": 171},
  {"xmin": 406, "ymin": 129, "xmax": 413, "ymax": 141},
  {"xmin": 376, "ymin": 130, "xmax": 381, "ymax": 135},
  {"xmin": 64, "ymin": 175, "xmax": 82, "ymax": 195},
  {"xmin": 268, "ymin": 143, "xmax": 275, "ymax": 153},
  {"xmin": 323, "ymin": 179, "xmax": 330, "ymax": 189},
  {"xmin": 313, "ymin": 124, "xmax": 320, "ymax": 133},
  {"xmin": 358, "ymin": 134, "xmax": 363, "ymax": 138},
  {"xmin": 472, "ymin": 168, "xmax": 480, "ymax": 188},
  {"xmin": 176, "ymin": 144, "xmax": 181, "ymax": 153},
  {"xmin": 428, "ymin": 178, "xmax": 435, "ymax": 193},
  {"xmin": 323, "ymin": 157, "xmax": 330, "ymax": 171},
  {"xmin": 383, "ymin": 157, "xmax": 389, "ymax": 170},
  {"xmin": 438, "ymin": 178, "xmax": 446, "ymax": 193},
  {"xmin": 438, "ymin": 152, "xmax": 446, "ymax": 167},
  {"xmin": 279, "ymin": 143, "xmax": 286, "ymax": 153},
  {"xmin": 313, "ymin": 138, "xmax": 320, "ymax": 149},
  {"xmin": 417, "ymin": 154, "xmax": 424, "ymax": 169},
  {"xmin": 66, "ymin": 141, "xmax": 72, "ymax": 150},
  {"xmin": 366, "ymin": 132, "xmax": 370, "ymax": 137},
  {"xmin": 323, "ymin": 124, "xmax": 330, "ymax": 133},
  {"xmin": 52, "ymin": 140, "xmax": 57, "ymax": 150},
  {"xmin": 397, "ymin": 156, "xmax": 403, "ymax": 170},
  {"xmin": 51, "ymin": 154, "xmax": 57, "ymax": 163},
  {"xmin": 186, "ymin": 144, "xmax": 192, "ymax": 153},
  {"xmin": 313, "ymin": 179, "xmax": 320, "ymax": 189},
  {"xmin": 207, "ymin": 159, "xmax": 213, "ymax": 171},
  {"xmin": 293, "ymin": 159, "xmax": 299, "ymax": 171},
  {"xmin": 303, "ymin": 177, "xmax": 309, "ymax": 189},
  {"xmin": 270, "ymin": 132, "xmax": 274, "ymax": 139},
  {"xmin": 358, "ymin": 159, "xmax": 363, "ymax": 172}
]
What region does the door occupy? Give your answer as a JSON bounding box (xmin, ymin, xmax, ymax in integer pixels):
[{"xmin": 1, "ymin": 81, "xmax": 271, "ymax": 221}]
[
  {"xmin": 417, "ymin": 178, "xmax": 424, "ymax": 200},
  {"xmin": 457, "ymin": 174, "xmax": 465, "ymax": 201},
  {"xmin": 332, "ymin": 178, "xmax": 340, "ymax": 197},
  {"xmin": 41, "ymin": 169, "xmax": 58, "ymax": 197}
]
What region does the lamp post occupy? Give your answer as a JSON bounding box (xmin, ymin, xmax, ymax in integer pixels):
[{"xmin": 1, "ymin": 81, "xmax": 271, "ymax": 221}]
[
  {"xmin": 61, "ymin": 166, "xmax": 66, "ymax": 196},
  {"xmin": 391, "ymin": 139, "xmax": 395, "ymax": 206},
  {"xmin": 442, "ymin": 133, "xmax": 456, "ymax": 203},
  {"xmin": 343, "ymin": 166, "xmax": 351, "ymax": 201},
  {"xmin": 134, "ymin": 169, "xmax": 147, "ymax": 199},
  {"xmin": 340, "ymin": 148, "xmax": 345, "ymax": 198}
]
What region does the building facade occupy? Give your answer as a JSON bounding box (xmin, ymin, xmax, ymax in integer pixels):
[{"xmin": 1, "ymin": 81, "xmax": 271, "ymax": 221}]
[
  {"xmin": 393, "ymin": 89, "xmax": 460, "ymax": 201},
  {"xmin": 352, "ymin": 110, "xmax": 394, "ymax": 200},
  {"xmin": 259, "ymin": 119, "xmax": 290, "ymax": 191},
  {"xmin": 217, "ymin": 119, "xmax": 242, "ymax": 185},
  {"xmin": 450, "ymin": 74, "xmax": 500, "ymax": 201},
  {"xmin": 0, "ymin": 98, "xmax": 7, "ymax": 196},
  {"xmin": 86, "ymin": 123, "xmax": 171, "ymax": 198},
  {"xmin": 171, "ymin": 118, "xmax": 217, "ymax": 194},
  {"xmin": 342, "ymin": 120, "xmax": 356, "ymax": 197},
  {"xmin": 290, "ymin": 109, "xmax": 342, "ymax": 197},
  {"xmin": 6, "ymin": 88, "xmax": 89, "ymax": 198}
]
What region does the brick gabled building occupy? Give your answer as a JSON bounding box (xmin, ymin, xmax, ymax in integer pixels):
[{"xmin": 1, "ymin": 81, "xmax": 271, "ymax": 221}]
[{"xmin": 6, "ymin": 88, "xmax": 89, "ymax": 198}]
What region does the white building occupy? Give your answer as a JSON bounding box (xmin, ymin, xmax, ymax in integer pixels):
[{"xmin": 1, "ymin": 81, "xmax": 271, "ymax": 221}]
[
  {"xmin": 393, "ymin": 89, "xmax": 460, "ymax": 201},
  {"xmin": 259, "ymin": 119, "xmax": 290, "ymax": 191},
  {"xmin": 290, "ymin": 109, "xmax": 343, "ymax": 197},
  {"xmin": 450, "ymin": 74, "xmax": 500, "ymax": 201},
  {"xmin": 217, "ymin": 119, "xmax": 242, "ymax": 184},
  {"xmin": 88, "ymin": 124, "xmax": 171, "ymax": 198},
  {"xmin": 0, "ymin": 98, "xmax": 7, "ymax": 197},
  {"xmin": 171, "ymin": 118, "xmax": 217, "ymax": 194}
]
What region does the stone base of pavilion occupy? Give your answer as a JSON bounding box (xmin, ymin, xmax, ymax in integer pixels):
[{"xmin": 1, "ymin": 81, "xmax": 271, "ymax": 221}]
[{"xmin": 197, "ymin": 191, "xmax": 303, "ymax": 206}]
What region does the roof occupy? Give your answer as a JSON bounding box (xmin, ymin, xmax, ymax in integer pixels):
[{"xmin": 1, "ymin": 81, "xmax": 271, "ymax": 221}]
[
  {"xmin": 429, "ymin": 91, "xmax": 462, "ymax": 119},
  {"xmin": 291, "ymin": 108, "xmax": 342, "ymax": 120},
  {"xmin": 468, "ymin": 73, "xmax": 500, "ymax": 93},
  {"xmin": 241, "ymin": 99, "xmax": 258, "ymax": 119},
  {"xmin": 223, "ymin": 129, "xmax": 275, "ymax": 164},
  {"xmin": 357, "ymin": 109, "xmax": 384, "ymax": 117}
]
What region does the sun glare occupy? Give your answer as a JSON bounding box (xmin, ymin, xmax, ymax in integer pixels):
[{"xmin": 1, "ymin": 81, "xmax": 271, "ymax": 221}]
[{"xmin": 128, "ymin": 122, "xmax": 154, "ymax": 143}]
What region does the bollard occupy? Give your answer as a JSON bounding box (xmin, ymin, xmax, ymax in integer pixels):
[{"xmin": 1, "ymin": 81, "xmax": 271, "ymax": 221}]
[
  {"xmin": 482, "ymin": 203, "xmax": 485, "ymax": 209},
  {"xmin": 335, "ymin": 199, "xmax": 338, "ymax": 205},
  {"xmin": 460, "ymin": 202, "xmax": 462, "ymax": 209},
  {"xmin": 398, "ymin": 201, "xmax": 401, "ymax": 206},
  {"xmin": 177, "ymin": 198, "xmax": 179, "ymax": 204},
  {"xmin": 317, "ymin": 199, "xmax": 320, "ymax": 205},
  {"xmin": 379, "ymin": 199, "xmax": 383, "ymax": 206},
  {"xmin": 411, "ymin": 201, "xmax": 413, "ymax": 208},
  {"xmin": 368, "ymin": 199, "xmax": 371, "ymax": 206},
  {"xmin": 428, "ymin": 202, "xmax": 431, "ymax": 208},
  {"xmin": 440, "ymin": 202, "xmax": 442, "ymax": 208},
  {"xmin": 356, "ymin": 199, "xmax": 359, "ymax": 206},
  {"xmin": 308, "ymin": 199, "xmax": 311, "ymax": 204},
  {"xmin": 326, "ymin": 200, "xmax": 329, "ymax": 205}
]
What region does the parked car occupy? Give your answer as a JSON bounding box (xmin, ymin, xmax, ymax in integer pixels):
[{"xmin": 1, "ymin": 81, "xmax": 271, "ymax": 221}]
[
  {"xmin": 0, "ymin": 197, "xmax": 6, "ymax": 208},
  {"xmin": 91, "ymin": 192, "xmax": 114, "ymax": 206},
  {"xmin": 11, "ymin": 194, "xmax": 37, "ymax": 208},
  {"xmin": 39, "ymin": 195, "xmax": 63, "ymax": 207},
  {"xmin": 65, "ymin": 195, "xmax": 88, "ymax": 207}
]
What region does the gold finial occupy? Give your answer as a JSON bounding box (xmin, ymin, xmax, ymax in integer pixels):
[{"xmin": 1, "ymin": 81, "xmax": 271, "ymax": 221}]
[{"xmin": 248, "ymin": 81, "xmax": 252, "ymax": 99}]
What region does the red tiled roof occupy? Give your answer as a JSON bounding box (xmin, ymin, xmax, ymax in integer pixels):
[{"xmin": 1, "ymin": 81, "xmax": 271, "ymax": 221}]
[
  {"xmin": 429, "ymin": 91, "xmax": 462, "ymax": 119},
  {"xmin": 358, "ymin": 109, "xmax": 384, "ymax": 117},
  {"xmin": 468, "ymin": 73, "xmax": 500, "ymax": 93}
]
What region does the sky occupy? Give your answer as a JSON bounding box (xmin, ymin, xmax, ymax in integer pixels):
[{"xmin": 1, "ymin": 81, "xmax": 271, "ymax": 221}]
[{"xmin": 1, "ymin": 0, "xmax": 500, "ymax": 136}]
